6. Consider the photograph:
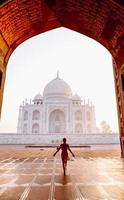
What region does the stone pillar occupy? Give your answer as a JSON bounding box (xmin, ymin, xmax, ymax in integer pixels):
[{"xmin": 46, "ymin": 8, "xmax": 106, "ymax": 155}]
[
  {"xmin": 113, "ymin": 59, "xmax": 124, "ymax": 157},
  {"xmin": 120, "ymin": 137, "xmax": 124, "ymax": 157},
  {"xmin": 0, "ymin": 63, "xmax": 7, "ymax": 116}
]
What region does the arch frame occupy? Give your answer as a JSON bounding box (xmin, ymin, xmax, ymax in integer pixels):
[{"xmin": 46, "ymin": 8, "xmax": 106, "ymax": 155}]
[{"xmin": 0, "ymin": 0, "xmax": 124, "ymax": 156}]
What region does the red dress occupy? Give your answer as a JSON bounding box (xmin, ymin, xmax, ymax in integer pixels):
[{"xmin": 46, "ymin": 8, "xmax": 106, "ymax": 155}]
[{"xmin": 60, "ymin": 143, "xmax": 69, "ymax": 161}]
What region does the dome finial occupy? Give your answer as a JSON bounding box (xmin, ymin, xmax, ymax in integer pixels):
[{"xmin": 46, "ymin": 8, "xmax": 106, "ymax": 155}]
[{"xmin": 57, "ymin": 71, "xmax": 59, "ymax": 79}]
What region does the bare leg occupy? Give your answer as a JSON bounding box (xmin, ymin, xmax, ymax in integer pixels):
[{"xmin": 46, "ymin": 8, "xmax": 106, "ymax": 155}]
[
  {"xmin": 62, "ymin": 159, "xmax": 67, "ymax": 176},
  {"xmin": 64, "ymin": 160, "xmax": 67, "ymax": 175},
  {"xmin": 62, "ymin": 159, "xmax": 65, "ymax": 175}
]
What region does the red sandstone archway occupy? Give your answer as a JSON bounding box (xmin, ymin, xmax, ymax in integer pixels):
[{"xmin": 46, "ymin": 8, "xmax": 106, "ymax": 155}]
[{"xmin": 0, "ymin": 0, "xmax": 124, "ymax": 156}]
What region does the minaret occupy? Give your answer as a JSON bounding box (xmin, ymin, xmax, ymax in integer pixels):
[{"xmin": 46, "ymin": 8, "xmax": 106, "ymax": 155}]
[
  {"xmin": 56, "ymin": 71, "xmax": 60, "ymax": 79},
  {"xmin": 91, "ymin": 105, "xmax": 97, "ymax": 133},
  {"xmin": 17, "ymin": 105, "xmax": 23, "ymax": 134}
]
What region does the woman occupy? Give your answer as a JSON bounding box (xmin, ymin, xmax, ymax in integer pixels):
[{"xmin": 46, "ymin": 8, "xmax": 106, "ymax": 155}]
[{"xmin": 53, "ymin": 138, "xmax": 75, "ymax": 175}]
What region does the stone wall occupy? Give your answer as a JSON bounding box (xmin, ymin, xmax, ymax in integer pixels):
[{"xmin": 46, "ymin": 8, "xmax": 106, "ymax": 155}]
[{"xmin": 0, "ymin": 133, "xmax": 120, "ymax": 145}]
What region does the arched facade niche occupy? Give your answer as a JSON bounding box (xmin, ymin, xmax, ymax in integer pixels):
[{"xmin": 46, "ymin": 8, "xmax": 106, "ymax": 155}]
[
  {"xmin": 87, "ymin": 111, "xmax": 91, "ymax": 121},
  {"xmin": 32, "ymin": 110, "xmax": 40, "ymax": 120},
  {"xmin": 75, "ymin": 123, "xmax": 83, "ymax": 133},
  {"xmin": 87, "ymin": 124, "xmax": 91, "ymax": 134},
  {"xmin": 23, "ymin": 124, "xmax": 27, "ymax": 134},
  {"xmin": 75, "ymin": 111, "xmax": 82, "ymax": 120},
  {"xmin": 49, "ymin": 109, "xmax": 66, "ymax": 133},
  {"xmin": 32, "ymin": 123, "xmax": 40, "ymax": 133},
  {"xmin": 24, "ymin": 111, "xmax": 28, "ymax": 121}
]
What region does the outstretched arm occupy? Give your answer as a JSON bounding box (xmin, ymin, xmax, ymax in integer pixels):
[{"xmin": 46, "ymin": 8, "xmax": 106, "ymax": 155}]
[
  {"xmin": 53, "ymin": 146, "xmax": 61, "ymax": 156},
  {"xmin": 68, "ymin": 145, "xmax": 75, "ymax": 157}
]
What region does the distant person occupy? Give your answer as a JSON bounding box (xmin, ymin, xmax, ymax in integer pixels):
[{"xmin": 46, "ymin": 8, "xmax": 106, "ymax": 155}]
[{"xmin": 53, "ymin": 138, "xmax": 75, "ymax": 176}]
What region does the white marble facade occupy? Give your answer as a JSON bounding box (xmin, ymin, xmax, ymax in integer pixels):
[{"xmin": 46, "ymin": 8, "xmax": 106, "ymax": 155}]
[
  {"xmin": 17, "ymin": 74, "xmax": 97, "ymax": 135},
  {"xmin": 0, "ymin": 74, "xmax": 119, "ymax": 145}
]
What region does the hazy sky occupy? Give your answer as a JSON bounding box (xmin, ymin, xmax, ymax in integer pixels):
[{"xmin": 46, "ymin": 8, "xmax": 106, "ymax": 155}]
[{"xmin": 0, "ymin": 27, "xmax": 119, "ymax": 133}]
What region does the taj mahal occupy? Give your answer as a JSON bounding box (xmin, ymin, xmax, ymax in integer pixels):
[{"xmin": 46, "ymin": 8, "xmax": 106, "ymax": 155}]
[
  {"xmin": 0, "ymin": 74, "xmax": 119, "ymax": 145},
  {"xmin": 17, "ymin": 73, "xmax": 97, "ymax": 137}
]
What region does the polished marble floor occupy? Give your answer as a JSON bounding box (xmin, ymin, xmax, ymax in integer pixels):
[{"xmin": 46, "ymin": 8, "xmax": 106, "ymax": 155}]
[{"xmin": 0, "ymin": 145, "xmax": 123, "ymax": 200}]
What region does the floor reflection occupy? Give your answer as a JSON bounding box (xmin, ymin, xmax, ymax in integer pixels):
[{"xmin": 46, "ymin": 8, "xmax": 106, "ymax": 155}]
[{"xmin": 0, "ymin": 146, "xmax": 122, "ymax": 199}]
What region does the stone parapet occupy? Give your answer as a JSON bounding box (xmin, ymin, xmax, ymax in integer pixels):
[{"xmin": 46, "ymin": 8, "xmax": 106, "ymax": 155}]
[{"xmin": 0, "ymin": 133, "xmax": 119, "ymax": 145}]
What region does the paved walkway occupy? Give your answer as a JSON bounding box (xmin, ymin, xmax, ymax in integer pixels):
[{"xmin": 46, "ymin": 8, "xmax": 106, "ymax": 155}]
[{"xmin": 0, "ymin": 145, "xmax": 123, "ymax": 200}]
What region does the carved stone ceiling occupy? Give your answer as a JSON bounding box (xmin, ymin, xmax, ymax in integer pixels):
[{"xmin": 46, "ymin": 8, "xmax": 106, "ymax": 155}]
[{"xmin": 0, "ymin": 0, "xmax": 124, "ymax": 66}]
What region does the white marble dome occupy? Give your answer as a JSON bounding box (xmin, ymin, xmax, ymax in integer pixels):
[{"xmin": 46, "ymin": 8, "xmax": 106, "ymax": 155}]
[
  {"xmin": 33, "ymin": 93, "xmax": 43, "ymax": 100},
  {"xmin": 43, "ymin": 75, "xmax": 72, "ymax": 98},
  {"xmin": 72, "ymin": 94, "xmax": 81, "ymax": 101}
]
